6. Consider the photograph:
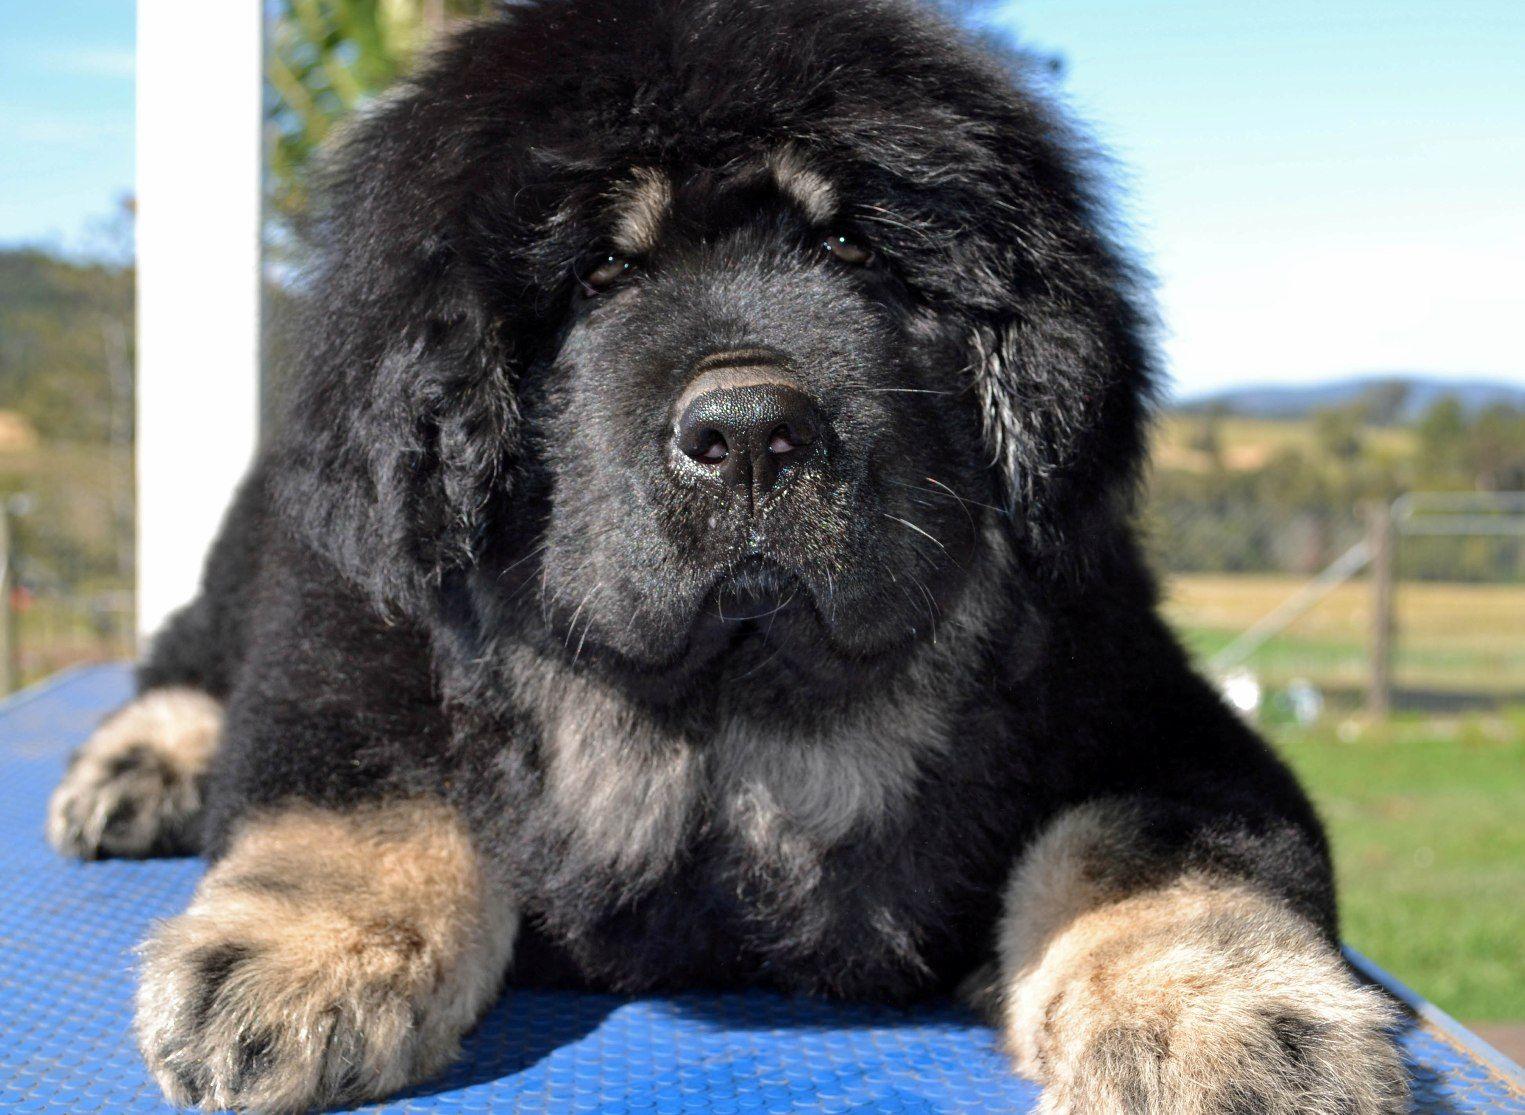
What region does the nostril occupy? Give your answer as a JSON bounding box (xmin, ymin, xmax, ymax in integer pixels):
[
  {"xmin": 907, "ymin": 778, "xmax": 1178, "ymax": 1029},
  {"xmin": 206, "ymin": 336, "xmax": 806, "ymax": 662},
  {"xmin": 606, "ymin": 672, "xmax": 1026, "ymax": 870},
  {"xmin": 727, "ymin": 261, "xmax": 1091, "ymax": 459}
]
[
  {"xmin": 687, "ymin": 429, "xmax": 730, "ymax": 464},
  {"xmin": 767, "ymin": 420, "xmax": 816, "ymax": 456}
]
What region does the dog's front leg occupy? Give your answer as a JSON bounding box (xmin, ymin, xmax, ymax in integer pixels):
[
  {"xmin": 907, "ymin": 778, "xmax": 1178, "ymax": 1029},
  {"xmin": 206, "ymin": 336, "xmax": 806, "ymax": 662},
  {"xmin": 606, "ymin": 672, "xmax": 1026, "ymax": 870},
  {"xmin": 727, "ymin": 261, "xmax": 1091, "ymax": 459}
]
[
  {"xmin": 136, "ymin": 800, "xmax": 517, "ymax": 1113},
  {"xmin": 990, "ymin": 800, "xmax": 1407, "ymax": 1115}
]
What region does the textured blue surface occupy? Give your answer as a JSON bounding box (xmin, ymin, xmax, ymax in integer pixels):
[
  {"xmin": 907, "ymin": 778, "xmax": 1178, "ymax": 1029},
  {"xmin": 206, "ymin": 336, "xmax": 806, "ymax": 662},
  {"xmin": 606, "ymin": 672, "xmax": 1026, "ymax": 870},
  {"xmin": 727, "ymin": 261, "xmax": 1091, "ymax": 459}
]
[{"xmin": 1, "ymin": 665, "xmax": 1521, "ymax": 1113}]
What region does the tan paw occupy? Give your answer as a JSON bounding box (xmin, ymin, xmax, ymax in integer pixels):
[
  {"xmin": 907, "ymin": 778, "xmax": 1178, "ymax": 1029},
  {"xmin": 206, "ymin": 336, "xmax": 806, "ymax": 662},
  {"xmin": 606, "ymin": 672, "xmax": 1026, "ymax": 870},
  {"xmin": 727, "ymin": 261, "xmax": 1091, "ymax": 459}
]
[
  {"xmin": 1005, "ymin": 882, "xmax": 1407, "ymax": 1115},
  {"xmin": 134, "ymin": 802, "xmax": 517, "ymax": 1112},
  {"xmin": 47, "ymin": 688, "xmax": 222, "ymax": 859}
]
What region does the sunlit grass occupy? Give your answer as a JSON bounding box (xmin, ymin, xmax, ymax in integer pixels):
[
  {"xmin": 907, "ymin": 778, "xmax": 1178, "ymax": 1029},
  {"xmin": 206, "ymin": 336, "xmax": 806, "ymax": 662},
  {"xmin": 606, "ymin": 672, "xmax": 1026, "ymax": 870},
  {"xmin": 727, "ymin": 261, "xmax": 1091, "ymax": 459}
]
[{"xmin": 1272, "ymin": 714, "xmax": 1525, "ymax": 1020}]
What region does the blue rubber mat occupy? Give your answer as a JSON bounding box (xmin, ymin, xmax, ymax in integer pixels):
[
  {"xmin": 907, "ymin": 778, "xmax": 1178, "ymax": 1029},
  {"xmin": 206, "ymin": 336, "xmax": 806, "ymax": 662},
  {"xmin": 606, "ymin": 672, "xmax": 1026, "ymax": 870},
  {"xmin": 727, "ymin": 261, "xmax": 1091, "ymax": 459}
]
[{"xmin": 1, "ymin": 665, "xmax": 1521, "ymax": 1113}]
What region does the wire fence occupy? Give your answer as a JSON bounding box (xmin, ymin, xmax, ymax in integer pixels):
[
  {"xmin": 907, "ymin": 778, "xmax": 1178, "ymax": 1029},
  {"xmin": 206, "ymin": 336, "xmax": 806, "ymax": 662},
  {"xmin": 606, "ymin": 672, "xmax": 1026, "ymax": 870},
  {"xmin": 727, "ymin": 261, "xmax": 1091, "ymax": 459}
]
[
  {"xmin": 0, "ymin": 481, "xmax": 134, "ymax": 693},
  {"xmin": 1153, "ymin": 493, "xmax": 1525, "ymax": 721}
]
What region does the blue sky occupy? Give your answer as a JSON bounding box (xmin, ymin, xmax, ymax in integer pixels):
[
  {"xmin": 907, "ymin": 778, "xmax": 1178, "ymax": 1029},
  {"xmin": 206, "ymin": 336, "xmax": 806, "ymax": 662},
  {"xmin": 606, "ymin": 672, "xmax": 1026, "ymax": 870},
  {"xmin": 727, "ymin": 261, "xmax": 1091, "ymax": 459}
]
[
  {"xmin": 0, "ymin": 1, "xmax": 135, "ymax": 256},
  {"xmin": 1, "ymin": 1, "xmax": 1520, "ymax": 395},
  {"xmin": 989, "ymin": 1, "xmax": 1525, "ymax": 394}
]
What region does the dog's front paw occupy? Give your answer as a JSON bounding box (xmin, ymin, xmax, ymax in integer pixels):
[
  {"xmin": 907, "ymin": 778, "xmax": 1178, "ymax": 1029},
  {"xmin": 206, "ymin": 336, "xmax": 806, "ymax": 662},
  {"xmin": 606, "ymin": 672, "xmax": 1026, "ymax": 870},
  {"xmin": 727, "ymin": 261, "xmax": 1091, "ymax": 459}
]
[
  {"xmin": 47, "ymin": 688, "xmax": 222, "ymax": 859},
  {"xmin": 134, "ymin": 804, "xmax": 518, "ymax": 1112},
  {"xmin": 1006, "ymin": 883, "xmax": 1407, "ymax": 1114},
  {"xmin": 137, "ymin": 908, "xmax": 450, "ymax": 1111}
]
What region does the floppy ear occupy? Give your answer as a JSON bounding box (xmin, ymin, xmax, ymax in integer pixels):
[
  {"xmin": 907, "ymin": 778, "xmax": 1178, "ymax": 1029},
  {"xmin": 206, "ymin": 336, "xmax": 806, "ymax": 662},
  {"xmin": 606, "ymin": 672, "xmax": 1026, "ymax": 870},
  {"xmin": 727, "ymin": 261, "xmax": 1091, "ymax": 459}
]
[
  {"xmin": 957, "ymin": 118, "xmax": 1158, "ymax": 582},
  {"xmin": 969, "ymin": 280, "xmax": 1154, "ymax": 575},
  {"xmin": 269, "ymin": 80, "xmax": 528, "ymax": 612}
]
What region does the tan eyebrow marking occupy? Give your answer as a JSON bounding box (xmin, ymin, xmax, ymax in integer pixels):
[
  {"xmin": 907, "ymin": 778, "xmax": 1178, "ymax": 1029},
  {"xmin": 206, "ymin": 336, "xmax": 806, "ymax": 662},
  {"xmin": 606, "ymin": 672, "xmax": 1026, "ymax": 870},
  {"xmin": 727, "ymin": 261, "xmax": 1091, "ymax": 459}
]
[
  {"xmin": 610, "ymin": 167, "xmax": 673, "ymax": 255},
  {"xmin": 768, "ymin": 146, "xmax": 838, "ymax": 224}
]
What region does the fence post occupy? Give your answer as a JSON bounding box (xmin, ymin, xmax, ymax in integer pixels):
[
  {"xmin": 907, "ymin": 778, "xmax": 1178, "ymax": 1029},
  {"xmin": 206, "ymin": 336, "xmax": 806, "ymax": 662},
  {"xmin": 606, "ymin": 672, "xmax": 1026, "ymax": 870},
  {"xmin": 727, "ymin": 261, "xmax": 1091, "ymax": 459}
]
[{"xmin": 1368, "ymin": 501, "xmax": 1395, "ymax": 718}]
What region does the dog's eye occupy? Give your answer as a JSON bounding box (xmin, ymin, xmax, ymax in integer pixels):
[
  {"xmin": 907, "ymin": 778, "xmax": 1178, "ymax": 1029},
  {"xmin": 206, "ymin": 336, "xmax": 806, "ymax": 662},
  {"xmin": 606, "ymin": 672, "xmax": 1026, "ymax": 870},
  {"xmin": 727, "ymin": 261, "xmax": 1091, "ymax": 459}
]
[
  {"xmin": 579, "ymin": 254, "xmax": 635, "ymax": 296},
  {"xmin": 821, "ymin": 233, "xmax": 874, "ymax": 267}
]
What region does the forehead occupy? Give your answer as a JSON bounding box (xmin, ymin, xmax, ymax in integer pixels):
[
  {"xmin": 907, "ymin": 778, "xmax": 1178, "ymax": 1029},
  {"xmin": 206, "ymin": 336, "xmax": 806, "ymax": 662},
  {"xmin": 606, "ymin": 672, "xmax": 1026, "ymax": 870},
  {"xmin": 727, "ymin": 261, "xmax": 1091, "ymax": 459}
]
[{"xmin": 608, "ymin": 149, "xmax": 839, "ymax": 256}]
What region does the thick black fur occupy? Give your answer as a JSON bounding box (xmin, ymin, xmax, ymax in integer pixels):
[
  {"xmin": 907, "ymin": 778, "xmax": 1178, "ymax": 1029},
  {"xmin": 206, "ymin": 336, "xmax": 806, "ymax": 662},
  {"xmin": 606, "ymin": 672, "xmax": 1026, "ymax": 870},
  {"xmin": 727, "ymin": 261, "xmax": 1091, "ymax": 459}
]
[{"xmin": 143, "ymin": 0, "xmax": 1335, "ymax": 1009}]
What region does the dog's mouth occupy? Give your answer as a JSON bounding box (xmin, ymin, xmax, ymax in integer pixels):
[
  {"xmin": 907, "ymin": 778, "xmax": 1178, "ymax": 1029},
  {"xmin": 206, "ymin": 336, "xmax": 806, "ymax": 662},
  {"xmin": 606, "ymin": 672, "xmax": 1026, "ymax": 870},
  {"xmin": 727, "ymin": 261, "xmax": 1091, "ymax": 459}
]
[
  {"xmin": 697, "ymin": 554, "xmax": 930, "ymax": 685},
  {"xmin": 709, "ymin": 557, "xmax": 807, "ymax": 624}
]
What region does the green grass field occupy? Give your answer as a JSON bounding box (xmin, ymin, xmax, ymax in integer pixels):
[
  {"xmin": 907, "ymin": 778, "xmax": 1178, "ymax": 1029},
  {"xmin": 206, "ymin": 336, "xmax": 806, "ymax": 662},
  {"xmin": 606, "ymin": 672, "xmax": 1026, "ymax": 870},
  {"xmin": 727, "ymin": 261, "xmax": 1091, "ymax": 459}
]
[{"xmin": 1273, "ymin": 714, "xmax": 1525, "ymax": 1021}]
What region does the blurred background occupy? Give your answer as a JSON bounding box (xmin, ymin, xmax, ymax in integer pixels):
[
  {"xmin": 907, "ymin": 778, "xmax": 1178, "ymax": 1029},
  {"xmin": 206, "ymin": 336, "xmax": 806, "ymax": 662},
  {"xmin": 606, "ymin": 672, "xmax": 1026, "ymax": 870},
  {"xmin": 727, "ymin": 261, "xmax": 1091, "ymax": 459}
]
[{"xmin": 1, "ymin": 0, "xmax": 1520, "ymax": 1051}]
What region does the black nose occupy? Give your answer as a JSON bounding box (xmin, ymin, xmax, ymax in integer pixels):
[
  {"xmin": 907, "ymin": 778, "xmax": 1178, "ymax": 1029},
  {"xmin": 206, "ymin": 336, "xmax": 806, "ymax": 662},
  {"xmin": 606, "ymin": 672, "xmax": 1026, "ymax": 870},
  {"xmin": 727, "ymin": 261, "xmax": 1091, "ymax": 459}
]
[{"xmin": 674, "ymin": 358, "xmax": 821, "ymax": 509}]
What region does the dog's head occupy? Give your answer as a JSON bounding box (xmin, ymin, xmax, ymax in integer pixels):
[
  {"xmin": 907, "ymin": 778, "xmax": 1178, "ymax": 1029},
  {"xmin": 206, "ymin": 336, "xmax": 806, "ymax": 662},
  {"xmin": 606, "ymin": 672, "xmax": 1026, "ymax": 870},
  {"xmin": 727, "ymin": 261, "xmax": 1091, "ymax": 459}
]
[{"xmin": 274, "ymin": 0, "xmax": 1155, "ymax": 690}]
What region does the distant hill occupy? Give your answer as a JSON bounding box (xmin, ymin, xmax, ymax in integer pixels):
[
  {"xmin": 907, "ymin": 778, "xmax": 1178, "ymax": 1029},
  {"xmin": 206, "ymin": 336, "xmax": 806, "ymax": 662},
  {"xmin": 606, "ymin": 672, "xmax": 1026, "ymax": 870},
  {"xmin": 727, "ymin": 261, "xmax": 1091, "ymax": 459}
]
[{"xmin": 1175, "ymin": 375, "xmax": 1525, "ymax": 424}]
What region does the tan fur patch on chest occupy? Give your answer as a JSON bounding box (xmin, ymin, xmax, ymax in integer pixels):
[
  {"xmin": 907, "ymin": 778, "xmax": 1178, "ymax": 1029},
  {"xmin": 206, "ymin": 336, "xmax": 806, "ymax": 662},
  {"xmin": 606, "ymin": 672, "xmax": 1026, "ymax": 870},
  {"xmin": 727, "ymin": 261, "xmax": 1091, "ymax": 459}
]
[
  {"xmin": 712, "ymin": 691, "xmax": 948, "ymax": 856},
  {"xmin": 533, "ymin": 670, "xmax": 706, "ymax": 879},
  {"xmin": 531, "ymin": 669, "xmax": 953, "ymax": 884}
]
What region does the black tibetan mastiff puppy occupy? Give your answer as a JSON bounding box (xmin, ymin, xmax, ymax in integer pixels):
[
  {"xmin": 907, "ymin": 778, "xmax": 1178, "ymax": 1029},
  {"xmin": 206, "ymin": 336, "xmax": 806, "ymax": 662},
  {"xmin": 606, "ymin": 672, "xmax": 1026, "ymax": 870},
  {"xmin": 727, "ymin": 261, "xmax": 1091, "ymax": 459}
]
[{"xmin": 49, "ymin": 1, "xmax": 1406, "ymax": 1110}]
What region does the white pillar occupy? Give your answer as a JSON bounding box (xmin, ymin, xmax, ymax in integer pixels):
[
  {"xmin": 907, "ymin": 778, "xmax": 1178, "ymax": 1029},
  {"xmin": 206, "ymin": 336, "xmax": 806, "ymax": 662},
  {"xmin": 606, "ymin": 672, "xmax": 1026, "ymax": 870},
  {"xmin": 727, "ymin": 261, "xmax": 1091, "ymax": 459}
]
[{"xmin": 135, "ymin": 0, "xmax": 264, "ymax": 640}]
